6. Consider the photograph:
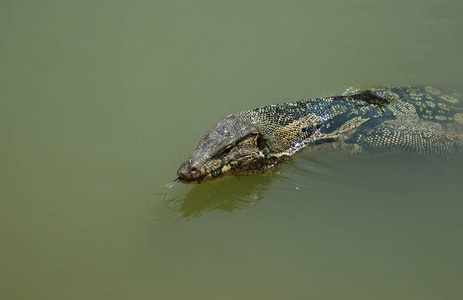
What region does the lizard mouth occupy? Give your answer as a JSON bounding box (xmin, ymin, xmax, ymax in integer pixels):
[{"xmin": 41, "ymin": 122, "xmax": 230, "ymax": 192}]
[
  {"xmin": 177, "ymin": 162, "xmax": 214, "ymax": 184},
  {"xmin": 177, "ymin": 171, "xmax": 213, "ymax": 184},
  {"xmin": 176, "ymin": 152, "xmax": 268, "ymax": 184},
  {"xmin": 176, "ymin": 157, "xmax": 239, "ymax": 184}
]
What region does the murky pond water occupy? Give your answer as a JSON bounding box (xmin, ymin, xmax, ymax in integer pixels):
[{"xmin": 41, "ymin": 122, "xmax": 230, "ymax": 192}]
[{"xmin": 2, "ymin": 1, "xmax": 463, "ymax": 299}]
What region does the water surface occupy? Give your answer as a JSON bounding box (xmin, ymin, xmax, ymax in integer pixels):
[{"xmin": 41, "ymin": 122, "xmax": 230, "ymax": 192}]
[{"xmin": 2, "ymin": 0, "xmax": 463, "ymax": 299}]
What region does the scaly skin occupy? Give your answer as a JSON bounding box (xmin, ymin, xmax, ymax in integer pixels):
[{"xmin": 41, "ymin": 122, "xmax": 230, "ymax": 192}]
[{"xmin": 177, "ymin": 86, "xmax": 463, "ymax": 184}]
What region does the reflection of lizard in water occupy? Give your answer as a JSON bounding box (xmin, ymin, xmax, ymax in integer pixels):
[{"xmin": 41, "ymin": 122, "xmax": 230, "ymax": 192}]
[{"xmin": 177, "ymin": 86, "xmax": 463, "ymax": 184}]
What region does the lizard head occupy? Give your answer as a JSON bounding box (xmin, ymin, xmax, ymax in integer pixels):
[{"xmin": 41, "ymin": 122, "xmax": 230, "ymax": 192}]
[
  {"xmin": 176, "ymin": 103, "xmax": 326, "ymax": 183},
  {"xmin": 177, "ymin": 113, "xmax": 271, "ymax": 184}
]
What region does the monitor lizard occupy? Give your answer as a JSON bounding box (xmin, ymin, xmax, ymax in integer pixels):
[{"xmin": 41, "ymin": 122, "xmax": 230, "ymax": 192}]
[{"xmin": 177, "ymin": 86, "xmax": 463, "ymax": 184}]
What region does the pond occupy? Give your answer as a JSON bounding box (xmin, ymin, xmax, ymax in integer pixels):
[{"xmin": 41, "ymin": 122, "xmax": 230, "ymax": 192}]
[{"xmin": 2, "ymin": 0, "xmax": 463, "ymax": 299}]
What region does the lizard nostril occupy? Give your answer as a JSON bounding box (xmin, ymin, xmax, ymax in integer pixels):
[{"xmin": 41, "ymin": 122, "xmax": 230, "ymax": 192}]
[{"xmin": 190, "ymin": 166, "xmax": 199, "ymax": 174}]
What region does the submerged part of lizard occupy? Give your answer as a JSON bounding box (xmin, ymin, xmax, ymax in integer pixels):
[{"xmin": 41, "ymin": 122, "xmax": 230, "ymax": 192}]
[{"xmin": 177, "ymin": 86, "xmax": 463, "ymax": 184}]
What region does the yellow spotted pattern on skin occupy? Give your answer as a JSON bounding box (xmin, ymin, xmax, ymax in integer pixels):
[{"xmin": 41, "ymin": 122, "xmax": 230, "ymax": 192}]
[
  {"xmin": 425, "ymin": 101, "xmax": 436, "ymax": 108},
  {"xmin": 454, "ymin": 113, "xmax": 463, "ymax": 125},
  {"xmin": 435, "ymin": 115, "xmax": 447, "ymax": 121},
  {"xmin": 441, "ymin": 94, "xmax": 459, "ymax": 104},
  {"xmin": 426, "ymin": 86, "xmax": 441, "ymax": 95}
]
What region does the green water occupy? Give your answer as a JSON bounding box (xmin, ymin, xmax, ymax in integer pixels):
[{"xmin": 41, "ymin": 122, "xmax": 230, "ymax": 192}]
[{"xmin": 2, "ymin": 1, "xmax": 463, "ymax": 299}]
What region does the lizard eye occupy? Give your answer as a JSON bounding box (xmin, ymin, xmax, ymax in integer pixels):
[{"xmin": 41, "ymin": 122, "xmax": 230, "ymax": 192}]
[
  {"xmin": 221, "ymin": 147, "xmax": 232, "ymax": 155},
  {"xmin": 212, "ymin": 146, "xmax": 232, "ymax": 158}
]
